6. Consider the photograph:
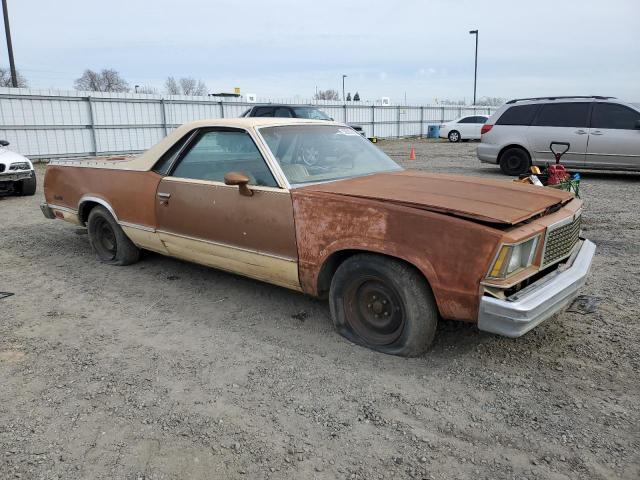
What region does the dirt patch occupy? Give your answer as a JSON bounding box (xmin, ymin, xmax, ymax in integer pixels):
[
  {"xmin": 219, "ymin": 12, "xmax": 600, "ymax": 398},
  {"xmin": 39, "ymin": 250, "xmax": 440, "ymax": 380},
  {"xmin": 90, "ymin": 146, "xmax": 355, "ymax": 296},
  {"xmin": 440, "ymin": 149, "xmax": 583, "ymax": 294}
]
[{"xmin": 1, "ymin": 141, "xmax": 638, "ymax": 479}]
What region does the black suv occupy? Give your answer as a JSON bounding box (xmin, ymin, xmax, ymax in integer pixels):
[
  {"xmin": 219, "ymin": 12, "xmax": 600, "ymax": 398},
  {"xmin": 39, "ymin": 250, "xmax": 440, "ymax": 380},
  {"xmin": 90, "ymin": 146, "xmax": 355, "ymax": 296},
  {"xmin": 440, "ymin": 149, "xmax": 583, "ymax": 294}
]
[{"xmin": 240, "ymin": 104, "xmax": 367, "ymax": 138}]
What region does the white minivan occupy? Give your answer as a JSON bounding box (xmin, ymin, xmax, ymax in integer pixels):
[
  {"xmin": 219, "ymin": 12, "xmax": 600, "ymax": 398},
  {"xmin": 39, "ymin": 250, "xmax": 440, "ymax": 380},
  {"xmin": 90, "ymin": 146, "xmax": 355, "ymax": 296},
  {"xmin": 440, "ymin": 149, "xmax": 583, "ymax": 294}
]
[{"xmin": 477, "ymin": 96, "xmax": 640, "ymax": 175}]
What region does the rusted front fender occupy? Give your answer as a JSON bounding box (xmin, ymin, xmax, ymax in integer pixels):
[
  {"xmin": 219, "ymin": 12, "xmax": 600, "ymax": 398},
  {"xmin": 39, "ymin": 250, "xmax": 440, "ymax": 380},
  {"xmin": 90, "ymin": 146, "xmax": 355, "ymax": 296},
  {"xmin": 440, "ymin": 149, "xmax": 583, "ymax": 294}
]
[{"xmin": 292, "ymin": 190, "xmax": 503, "ymax": 323}]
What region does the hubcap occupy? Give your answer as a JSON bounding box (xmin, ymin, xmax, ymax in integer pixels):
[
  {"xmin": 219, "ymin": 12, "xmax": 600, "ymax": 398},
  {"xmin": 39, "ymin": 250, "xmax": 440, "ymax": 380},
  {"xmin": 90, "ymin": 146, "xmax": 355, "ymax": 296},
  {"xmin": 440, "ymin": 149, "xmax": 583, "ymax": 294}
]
[{"xmin": 344, "ymin": 276, "xmax": 405, "ymax": 346}]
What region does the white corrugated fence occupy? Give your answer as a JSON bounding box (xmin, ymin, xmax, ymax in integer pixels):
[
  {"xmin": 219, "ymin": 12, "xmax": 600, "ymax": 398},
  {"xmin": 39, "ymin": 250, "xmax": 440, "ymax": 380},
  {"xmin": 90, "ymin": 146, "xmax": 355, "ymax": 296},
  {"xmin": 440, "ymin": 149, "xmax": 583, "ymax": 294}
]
[{"xmin": 0, "ymin": 87, "xmax": 497, "ymax": 159}]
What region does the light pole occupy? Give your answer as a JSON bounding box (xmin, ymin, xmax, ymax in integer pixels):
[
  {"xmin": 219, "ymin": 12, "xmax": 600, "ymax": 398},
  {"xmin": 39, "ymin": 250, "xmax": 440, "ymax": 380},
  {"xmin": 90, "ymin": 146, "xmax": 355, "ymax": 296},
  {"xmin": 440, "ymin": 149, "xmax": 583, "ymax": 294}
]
[
  {"xmin": 342, "ymin": 74, "xmax": 347, "ymax": 102},
  {"xmin": 2, "ymin": 0, "xmax": 18, "ymax": 88},
  {"xmin": 469, "ymin": 29, "xmax": 478, "ymax": 105}
]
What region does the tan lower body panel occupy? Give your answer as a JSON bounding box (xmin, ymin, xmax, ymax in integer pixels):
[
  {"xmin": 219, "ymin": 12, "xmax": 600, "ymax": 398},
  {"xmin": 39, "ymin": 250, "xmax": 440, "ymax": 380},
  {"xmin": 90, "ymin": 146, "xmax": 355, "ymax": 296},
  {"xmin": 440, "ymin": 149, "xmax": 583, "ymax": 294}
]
[
  {"xmin": 157, "ymin": 231, "xmax": 301, "ymax": 291},
  {"xmin": 121, "ymin": 225, "xmax": 169, "ymax": 254}
]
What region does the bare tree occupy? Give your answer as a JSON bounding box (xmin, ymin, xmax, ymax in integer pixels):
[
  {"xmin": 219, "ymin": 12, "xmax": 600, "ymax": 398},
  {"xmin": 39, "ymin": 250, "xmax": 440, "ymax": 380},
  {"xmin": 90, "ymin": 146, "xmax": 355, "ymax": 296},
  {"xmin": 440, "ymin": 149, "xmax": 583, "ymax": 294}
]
[
  {"xmin": 0, "ymin": 67, "xmax": 28, "ymax": 87},
  {"xmin": 136, "ymin": 85, "xmax": 158, "ymax": 94},
  {"xmin": 165, "ymin": 76, "xmax": 180, "ymax": 95},
  {"xmin": 74, "ymin": 69, "xmax": 129, "ymax": 92},
  {"xmin": 164, "ymin": 76, "xmax": 207, "ymax": 96},
  {"xmin": 477, "ymin": 96, "xmax": 506, "ymax": 106},
  {"xmin": 314, "ymin": 89, "xmax": 340, "ymax": 101},
  {"xmin": 353, "ymin": 91, "xmax": 360, "ymax": 101}
]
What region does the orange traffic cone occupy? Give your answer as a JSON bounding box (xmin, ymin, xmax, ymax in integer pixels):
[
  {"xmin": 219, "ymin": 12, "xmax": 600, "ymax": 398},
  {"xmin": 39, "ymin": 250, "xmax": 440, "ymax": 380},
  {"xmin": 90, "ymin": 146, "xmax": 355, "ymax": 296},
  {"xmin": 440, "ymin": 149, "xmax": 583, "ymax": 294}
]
[{"xmin": 409, "ymin": 146, "xmax": 416, "ymax": 161}]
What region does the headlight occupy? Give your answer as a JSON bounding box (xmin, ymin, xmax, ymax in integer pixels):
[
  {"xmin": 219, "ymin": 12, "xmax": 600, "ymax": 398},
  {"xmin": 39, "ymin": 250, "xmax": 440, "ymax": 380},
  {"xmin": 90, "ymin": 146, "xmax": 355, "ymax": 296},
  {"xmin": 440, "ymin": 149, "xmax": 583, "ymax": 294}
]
[
  {"xmin": 488, "ymin": 236, "xmax": 540, "ymax": 279},
  {"xmin": 9, "ymin": 162, "xmax": 30, "ymax": 171}
]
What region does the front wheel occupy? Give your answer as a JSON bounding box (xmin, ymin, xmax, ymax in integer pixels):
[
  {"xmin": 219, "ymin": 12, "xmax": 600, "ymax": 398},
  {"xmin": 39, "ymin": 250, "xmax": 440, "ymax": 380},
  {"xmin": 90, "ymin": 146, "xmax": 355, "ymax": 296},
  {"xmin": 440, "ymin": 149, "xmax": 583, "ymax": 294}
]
[
  {"xmin": 329, "ymin": 254, "xmax": 438, "ymax": 357},
  {"xmin": 17, "ymin": 172, "xmax": 36, "ymax": 196},
  {"xmin": 448, "ymin": 130, "xmax": 461, "ymax": 142},
  {"xmin": 87, "ymin": 206, "xmax": 140, "ymax": 266}
]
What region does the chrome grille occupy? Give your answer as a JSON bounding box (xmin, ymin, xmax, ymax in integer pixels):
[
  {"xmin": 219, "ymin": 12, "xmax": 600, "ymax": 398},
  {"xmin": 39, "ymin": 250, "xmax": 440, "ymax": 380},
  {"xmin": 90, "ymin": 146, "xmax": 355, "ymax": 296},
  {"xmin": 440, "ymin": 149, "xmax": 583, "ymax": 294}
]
[{"xmin": 542, "ymin": 214, "xmax": 581, "ymax": 267}]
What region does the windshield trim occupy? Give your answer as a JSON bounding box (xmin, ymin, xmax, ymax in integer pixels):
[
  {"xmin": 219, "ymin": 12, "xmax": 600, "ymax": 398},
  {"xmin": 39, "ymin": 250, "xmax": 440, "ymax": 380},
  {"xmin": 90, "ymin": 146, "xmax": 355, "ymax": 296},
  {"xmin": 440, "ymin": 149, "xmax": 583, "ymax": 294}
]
[{"xmin": 254, "ymin": 124, "xmax": 402, "ymax": 189}]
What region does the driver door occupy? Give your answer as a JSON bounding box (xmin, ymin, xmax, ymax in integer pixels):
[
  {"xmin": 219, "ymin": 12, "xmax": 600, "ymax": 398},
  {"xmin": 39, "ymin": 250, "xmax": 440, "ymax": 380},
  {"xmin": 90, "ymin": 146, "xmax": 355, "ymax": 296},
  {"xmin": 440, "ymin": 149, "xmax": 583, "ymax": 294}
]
[{"xmin": 154, "ymin": 128, "xmax": 300, "ymax": 290}]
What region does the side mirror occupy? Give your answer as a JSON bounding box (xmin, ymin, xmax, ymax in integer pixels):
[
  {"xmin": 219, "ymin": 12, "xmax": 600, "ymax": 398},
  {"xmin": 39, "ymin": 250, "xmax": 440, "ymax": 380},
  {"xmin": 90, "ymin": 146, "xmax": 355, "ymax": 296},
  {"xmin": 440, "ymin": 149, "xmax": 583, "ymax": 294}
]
[
  {"xmin": 0, "ymin": 140, "xmax": 9, "ymax": 147},
  {"xmin": 224, "ymin": 172, "xmax": 253, "ymax": 197}
]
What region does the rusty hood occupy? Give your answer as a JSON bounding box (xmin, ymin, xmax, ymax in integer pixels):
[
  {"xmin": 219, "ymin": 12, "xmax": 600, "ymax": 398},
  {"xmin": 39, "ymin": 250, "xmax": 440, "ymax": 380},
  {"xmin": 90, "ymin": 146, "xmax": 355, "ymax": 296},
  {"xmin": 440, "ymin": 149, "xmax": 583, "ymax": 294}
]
[{"xmin": 297, "ymin": 171, "xmax": 574, "ymax": 225}]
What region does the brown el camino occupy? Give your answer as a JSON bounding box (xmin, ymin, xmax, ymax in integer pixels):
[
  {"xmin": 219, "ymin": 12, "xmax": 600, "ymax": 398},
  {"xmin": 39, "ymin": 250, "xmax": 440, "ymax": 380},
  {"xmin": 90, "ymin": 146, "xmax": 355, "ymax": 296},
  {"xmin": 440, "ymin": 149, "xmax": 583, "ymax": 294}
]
[{"xmin": 41, "ymin": 118, "xmax": 596, "ymax": 356}]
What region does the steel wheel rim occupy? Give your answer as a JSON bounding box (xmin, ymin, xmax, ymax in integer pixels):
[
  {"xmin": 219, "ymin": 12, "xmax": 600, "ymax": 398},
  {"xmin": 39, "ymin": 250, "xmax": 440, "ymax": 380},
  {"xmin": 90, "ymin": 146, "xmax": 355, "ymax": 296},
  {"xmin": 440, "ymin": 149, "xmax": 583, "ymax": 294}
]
[
  {"xmin": 506, "ymin": 153, "xmax": 523, "ymax": 171},
  {"xmin": 344, "ymin": 276, "xmax": 405, "ymax": 346},
  {"xmin": 94, "ymin": 218, "xmax": 117, "ymax": 260}
]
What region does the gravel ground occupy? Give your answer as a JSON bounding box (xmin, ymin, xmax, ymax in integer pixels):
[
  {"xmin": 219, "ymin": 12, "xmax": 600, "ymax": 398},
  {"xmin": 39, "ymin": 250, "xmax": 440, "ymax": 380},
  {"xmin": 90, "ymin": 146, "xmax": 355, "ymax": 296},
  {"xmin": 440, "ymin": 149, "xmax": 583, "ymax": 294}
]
[{"xmin": 1, "ymin": 139, "xmax": 638, "ymax": 480}]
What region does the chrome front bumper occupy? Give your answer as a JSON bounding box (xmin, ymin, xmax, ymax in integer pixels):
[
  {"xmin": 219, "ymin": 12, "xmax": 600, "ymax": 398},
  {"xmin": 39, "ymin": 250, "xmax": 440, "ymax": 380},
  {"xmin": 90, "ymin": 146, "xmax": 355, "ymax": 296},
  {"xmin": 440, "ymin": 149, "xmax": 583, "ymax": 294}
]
[{"xmin": 478, "ymin": 239, "xmax": 596, "ymax": 337}]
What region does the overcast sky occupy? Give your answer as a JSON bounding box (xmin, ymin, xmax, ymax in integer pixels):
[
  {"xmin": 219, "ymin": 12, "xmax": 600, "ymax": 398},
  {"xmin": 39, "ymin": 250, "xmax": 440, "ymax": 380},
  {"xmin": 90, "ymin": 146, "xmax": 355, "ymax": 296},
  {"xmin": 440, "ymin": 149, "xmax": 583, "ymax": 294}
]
[{"xmin": 2, "ymin": 0, "xmax": 639, "ymax": 103}]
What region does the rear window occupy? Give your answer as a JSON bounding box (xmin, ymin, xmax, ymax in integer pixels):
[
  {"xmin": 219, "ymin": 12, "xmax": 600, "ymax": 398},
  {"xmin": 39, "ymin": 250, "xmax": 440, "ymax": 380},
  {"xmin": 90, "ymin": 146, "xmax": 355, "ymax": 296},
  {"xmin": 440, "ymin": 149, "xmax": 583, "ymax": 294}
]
[
  {"xmin": 591, "ymin": 103, "xmax": 640, "ymax": 130},
  {"xmin": 496, "ymin": 105, "xmax": 539, "ymax": 126},
  {"xmin": 532, "ymin": 102, "xmax": 590, "ymax": 128}
]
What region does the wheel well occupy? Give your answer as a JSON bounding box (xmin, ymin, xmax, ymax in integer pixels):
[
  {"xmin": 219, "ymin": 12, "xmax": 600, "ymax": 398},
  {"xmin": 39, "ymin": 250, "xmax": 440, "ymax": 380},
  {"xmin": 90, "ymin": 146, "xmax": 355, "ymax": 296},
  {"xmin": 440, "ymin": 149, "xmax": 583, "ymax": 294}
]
[
  {"xmin": 78, "ymin": 201, "xmax": 100, "ymax": 225},
  {"xmin": 497, "ymin": 144, "xmax": 531, "ymax": 163},
  {"xmin": 316, "ymin": 249, "xmax": 433, "ymax": 300}
]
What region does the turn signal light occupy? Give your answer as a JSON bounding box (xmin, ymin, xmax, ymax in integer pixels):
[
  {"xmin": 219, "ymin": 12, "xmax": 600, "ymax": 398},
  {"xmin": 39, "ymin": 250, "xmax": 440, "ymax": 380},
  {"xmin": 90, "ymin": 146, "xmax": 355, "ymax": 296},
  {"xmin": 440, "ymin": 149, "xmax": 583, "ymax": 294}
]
[{"xmin": 481, "ymin": 124, "xmax": 493, "ymax": 135}]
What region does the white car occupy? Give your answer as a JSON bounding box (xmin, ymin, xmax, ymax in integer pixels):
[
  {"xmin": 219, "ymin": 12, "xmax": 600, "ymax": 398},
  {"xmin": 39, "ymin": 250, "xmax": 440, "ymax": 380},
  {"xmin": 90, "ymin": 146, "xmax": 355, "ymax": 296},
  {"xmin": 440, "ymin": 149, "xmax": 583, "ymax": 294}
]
[
  {"xmin": 439, "ymin": 115, "xmax": 489, "ymax": 142},
  {"xmin": 0, "ymin": 140, "xmax": 37, "ymax": 196}
]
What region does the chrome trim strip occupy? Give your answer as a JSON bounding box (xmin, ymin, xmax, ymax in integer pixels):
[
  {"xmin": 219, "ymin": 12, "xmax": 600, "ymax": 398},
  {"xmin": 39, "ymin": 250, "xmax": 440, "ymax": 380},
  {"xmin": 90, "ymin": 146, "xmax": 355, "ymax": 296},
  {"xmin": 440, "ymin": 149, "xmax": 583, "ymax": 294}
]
[
  {"xmin": 155, "ymin": 228, "xmax": 297, "ymax": 263},
  {"xmin": 48, "ymin": 204, "xmax": 78, "ymax": 214},
  {"xmin": 585, "ymin": 152, "xmax": 640, "ymax": 157},
  {"xmin": 78, "ymin": 195, "xmax": 119, "ymax": 223},
  {"xmin": 119, "ymin": 221, "xmax": 156, "ymax": 233},
  {"xmin": 161, "ymin": 176, "xmax": 287, "ymax": 193}
]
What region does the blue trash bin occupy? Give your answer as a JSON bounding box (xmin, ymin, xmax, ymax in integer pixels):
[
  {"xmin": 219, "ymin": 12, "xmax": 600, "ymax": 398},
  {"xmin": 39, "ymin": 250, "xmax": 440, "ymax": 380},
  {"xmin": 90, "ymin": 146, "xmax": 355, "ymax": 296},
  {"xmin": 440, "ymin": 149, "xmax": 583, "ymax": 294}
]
[{"xmin": 427, "ymin": 125, "xmax": 440, "ymax": 138}]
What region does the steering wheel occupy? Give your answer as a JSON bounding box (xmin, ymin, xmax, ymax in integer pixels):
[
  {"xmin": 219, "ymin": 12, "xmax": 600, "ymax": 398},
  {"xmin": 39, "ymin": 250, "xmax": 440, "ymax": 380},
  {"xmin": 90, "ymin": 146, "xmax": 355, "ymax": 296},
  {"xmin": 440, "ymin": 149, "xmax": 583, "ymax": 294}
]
[{"xmin": 295, "ymin": 142, "xmax": 321, "ymax": 167}]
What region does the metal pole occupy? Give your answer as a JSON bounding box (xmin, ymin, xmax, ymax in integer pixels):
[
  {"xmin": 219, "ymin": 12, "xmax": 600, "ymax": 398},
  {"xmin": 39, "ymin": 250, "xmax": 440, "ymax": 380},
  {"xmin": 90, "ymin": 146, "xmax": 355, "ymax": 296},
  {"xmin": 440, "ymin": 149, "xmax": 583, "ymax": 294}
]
[
  {"xmin": 469, "ymin": 30, "xmax": 478, "ymax": 105},
  {"xmin": 342, "ymin": 75, "xmax": 347, "ymax": 102},
  {"xmin": 87, "ymin": 97, "xmax": 98, "ymax": 156},
  {"xmin": 2, "ymin": 0, "xmax": 18, "ymax": 87}
]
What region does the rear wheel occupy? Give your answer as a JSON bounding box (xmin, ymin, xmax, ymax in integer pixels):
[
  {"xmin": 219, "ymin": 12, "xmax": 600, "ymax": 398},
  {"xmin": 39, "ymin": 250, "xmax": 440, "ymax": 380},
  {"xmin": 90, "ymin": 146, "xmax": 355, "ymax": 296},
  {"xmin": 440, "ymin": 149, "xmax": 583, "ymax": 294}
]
[
  {"xmin": 329, "ymin": 254, "xmax": 438, "ymax": 357},
  {"xmin": 448, "ymin": 130, "xmax": 461, "ymax": 143},
  {"xmin": 499, "ymin": 147, "xmax": 530, "ymax": 176},
  {"xmin": 87, "ymin": 206, "xmax": 140, "ymax": 266},
  {"xmin": 17, "ymin": 172, "xmax": 36, "ymax": 196}
]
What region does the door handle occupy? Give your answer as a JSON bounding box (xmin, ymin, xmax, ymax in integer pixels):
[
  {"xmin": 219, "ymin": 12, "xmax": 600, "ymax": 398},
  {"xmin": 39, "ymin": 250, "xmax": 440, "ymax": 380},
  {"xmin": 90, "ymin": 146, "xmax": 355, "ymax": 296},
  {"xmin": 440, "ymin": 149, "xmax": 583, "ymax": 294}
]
[
  {"xmin": 157, "ymin": 192, "xmax": 171, "ymax": 199},
  {"xmin": 590, "ymin": 130, "xmax": 604, "ymax": 135},
  {"xmin": 574, "ymin": 130, "xmax": 587, "ymax": 135}
]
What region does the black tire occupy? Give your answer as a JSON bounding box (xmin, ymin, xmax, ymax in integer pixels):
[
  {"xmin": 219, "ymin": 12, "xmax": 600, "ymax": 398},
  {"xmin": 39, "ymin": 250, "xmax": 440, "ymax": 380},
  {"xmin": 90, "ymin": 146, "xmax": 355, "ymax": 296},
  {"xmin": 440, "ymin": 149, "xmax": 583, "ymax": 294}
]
[
  {"xmin": 448, "ymin": 130, "xmax": 461, "ymax": 143},
  {"xmin": 17, "ymin": 171, "xmax": 36, "ymax": 196},
  {"xmin": 329, "ymin": 254, "xmax": 438, "ymax": 357},
  {"xmin": 499, "ymin": 147, "xmax": 530, "ymax": 176},
  {"xmin": 87, "ymin": 206, "xmax": 140, "ymax": 266}
]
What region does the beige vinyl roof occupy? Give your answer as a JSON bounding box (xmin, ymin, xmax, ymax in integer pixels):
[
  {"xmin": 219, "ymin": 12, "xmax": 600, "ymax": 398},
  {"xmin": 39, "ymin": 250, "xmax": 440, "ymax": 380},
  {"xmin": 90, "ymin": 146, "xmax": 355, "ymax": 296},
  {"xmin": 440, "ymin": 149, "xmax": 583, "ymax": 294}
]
[{"xmin": 51, "ymin": 118, "xmax": 346, "ymax": 171}]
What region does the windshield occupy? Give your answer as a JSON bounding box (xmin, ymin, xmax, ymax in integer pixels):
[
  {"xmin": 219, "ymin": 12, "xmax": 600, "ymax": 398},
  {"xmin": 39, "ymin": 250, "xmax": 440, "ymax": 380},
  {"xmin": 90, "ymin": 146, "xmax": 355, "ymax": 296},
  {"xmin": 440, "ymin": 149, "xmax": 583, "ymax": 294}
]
[
  {"xmin": 291, "ymin": 107, "xmax": 332, "ymax": 120},
  {"xmin": 259, "ymin": 125, "xmax": 402, "ymax": 185}
]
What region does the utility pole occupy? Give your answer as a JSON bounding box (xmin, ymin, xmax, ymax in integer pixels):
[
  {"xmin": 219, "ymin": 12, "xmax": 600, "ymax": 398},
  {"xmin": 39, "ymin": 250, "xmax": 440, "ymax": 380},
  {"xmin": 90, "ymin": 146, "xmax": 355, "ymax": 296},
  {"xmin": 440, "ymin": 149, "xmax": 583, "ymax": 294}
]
[
  {"xmin": 342, "ymin": 74, "xmax": 347, "ymax": 102},
  {"xmin": 469, "ymin": 29, "xmax": 478, "ymax": 105},
  {"xmin": 2, "ymin": 0, "xmax": 18, "ymax": 87}
]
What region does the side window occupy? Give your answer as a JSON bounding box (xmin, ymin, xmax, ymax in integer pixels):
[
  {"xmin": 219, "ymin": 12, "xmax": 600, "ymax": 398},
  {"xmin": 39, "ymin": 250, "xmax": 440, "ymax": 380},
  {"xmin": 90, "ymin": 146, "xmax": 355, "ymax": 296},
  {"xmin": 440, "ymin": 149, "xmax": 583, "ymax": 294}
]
[
  {"xmin": 474, "ymin": 116, "xmax": 488, "ymax": 124},
  {"xmin": 153, "ymin": 132, "xmax": 194, "ymax": 175},
  {"xmin": 591, "ymin": 103, "xmax": 640, "ymax": 130},
  {"xmin": 253, "ymin": 107, "xmax": 274, "ymax": 117},
  {"xmin": 171, "ymin": 130, "xmax": 278, "ymax": 187},
  {"xmin": 458, "ymin": 117, "xmax": 474, "ymax": 123},
  {"xmin": 532, "ymin": 102, "xmax": 589, "ymax": 128},
  {"xmin": 274, "ymin": 107, "xmax": 293, "ymax": 118},
  {"xmin": 496, "ymin": 105, "xmax": 539, "ymax": 126}
]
